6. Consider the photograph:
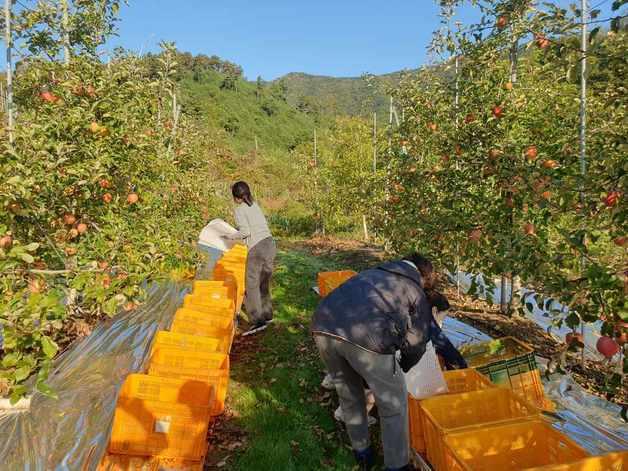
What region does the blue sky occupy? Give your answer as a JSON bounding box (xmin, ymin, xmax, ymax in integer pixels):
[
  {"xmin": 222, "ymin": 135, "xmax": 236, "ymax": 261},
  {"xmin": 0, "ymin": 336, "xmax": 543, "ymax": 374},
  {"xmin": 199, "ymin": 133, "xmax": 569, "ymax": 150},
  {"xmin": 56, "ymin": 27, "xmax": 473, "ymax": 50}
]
[{"xmin": 112, "ymin": 1, "xmax": 619, "ymax": 80}]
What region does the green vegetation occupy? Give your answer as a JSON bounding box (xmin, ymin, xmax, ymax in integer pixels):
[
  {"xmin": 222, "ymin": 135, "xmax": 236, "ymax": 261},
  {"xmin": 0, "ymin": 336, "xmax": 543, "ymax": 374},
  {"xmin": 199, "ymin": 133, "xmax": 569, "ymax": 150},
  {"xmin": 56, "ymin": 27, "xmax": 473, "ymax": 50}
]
[
  {"xmin": 280, "ymin": 71, "xmax": 407, "ymax": 120},
  {"xmin": 175, "ymin": 62, "xmax": 318, "ymax": 154}
]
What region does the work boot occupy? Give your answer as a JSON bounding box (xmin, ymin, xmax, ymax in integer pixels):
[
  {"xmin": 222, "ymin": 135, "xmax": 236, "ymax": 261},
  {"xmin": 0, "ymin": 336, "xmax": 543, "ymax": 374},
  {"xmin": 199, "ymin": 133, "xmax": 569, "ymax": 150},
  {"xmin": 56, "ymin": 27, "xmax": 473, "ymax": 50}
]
[{"xmin": 353, "ymin": 446, "xmax": 375, "ymax": 471}]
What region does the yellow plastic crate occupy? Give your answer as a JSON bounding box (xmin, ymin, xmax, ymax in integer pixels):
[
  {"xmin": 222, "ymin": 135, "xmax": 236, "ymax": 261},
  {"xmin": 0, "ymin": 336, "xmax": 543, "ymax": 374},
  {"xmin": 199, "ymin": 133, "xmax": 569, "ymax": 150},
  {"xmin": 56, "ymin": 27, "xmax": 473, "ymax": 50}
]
[
  {"xmin": 421, "ymin": 388, "xmax": 539, "ymax": 471},
  {"xmin": 443, "ymin": 420, "xmax": 589, "ymax": 471},
  {"xmin": 109, "ymin": 374, "xmax": 213, "ymax": 460},
  {"xmin": 191, "ymin": 279, "xmax": 237, "ymax": 302},
  {"xmin": 151, "ymin": 330, "xmax": 230, "ymax": 354},
  {"xmin": 317, "ymin": 270, "xmax": 357, "ymax": 297},
  {"xmin": 224, "ymin": 244, "xmax": 247, "ymax": 255},
  {"xmin": 211, "ymin": 271, "xmax": 244, "ymax": 311},
  {"xmin": 182, "ymin": 295, "xmax": 235, "ymax": 314},
  {"xmin": 170, "ymin": 318, "xmax": 234, "ymax": 344},
  {"xmin": 534, "ymin": 451, "xmax": 627, "ymax": 471},
  {"xmin": 148, "ymin": 347, "xmax": 229, "ymax": 372},
  {"xmin": 118, "ymin": 374, "xmax": 213, "ymax": 406},
  {"xmin": 149, "ymin": 364, "xmax": 230, "ymax": 416},
  {"xmin": 172, "ymin": 307, "xmax": 234, "ymax": 330},
  {"xmin": 109, "ymin": 397, "xmax": 211, "ymax": 460},
  {"xmin": 408, "ymin": 369, "xmax": 494, "ymax": 454},
  {"xmin": 98, "ymin": 454, "xmax": 204, "ymax": 471}
]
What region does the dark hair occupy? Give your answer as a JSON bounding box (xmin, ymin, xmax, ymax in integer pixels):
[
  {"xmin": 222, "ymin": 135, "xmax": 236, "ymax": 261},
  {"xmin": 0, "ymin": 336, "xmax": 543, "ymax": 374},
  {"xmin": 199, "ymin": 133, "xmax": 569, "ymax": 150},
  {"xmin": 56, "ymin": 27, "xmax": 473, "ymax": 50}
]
[
  {"xmin": 405, "ymin": 253, "xmax": 433, "ymax": 279},
  {"xmin": 425, "ymin": 289, "xmax": 450, "ymax": 312},
  {"xmin": 232, "ymin": 181, "xmax": 253, "ymax": 207}
]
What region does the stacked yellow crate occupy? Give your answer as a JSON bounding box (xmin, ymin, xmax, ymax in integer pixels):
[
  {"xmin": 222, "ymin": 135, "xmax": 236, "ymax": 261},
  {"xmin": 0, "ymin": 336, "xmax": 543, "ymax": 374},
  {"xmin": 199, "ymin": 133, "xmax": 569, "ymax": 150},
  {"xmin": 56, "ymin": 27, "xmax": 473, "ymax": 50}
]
[{"xmin": 100, "ymin": 245, "xmax": 247, "ymax": 470}]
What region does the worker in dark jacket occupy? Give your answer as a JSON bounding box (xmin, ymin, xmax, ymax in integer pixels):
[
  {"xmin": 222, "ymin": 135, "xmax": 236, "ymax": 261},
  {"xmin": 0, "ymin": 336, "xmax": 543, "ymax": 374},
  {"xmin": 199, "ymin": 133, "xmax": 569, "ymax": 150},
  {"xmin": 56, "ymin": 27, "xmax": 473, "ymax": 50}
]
[{"xmin": 311, "ymin": 254, "xmax": 466, "ymax": 471}]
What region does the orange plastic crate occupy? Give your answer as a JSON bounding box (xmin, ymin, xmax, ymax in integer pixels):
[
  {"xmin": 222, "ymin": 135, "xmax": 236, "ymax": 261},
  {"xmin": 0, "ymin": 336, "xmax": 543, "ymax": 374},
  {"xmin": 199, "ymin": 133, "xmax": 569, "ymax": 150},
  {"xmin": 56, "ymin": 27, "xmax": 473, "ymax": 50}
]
[
  {"xmin": 192, "ymin": 279, "xmax": 237, "ymax": 301},
  {"xmin": 408, "ymin": 369, "xmax": 494, "ymax": 454},
  {"xmin": 534, "ymin": 451, "xmax": 627, "ymax": 471},
  {"xmin": 109, "ymin": 374, "xmax": 213, "ymax": 460},
  {"xmin": 148, "ymin": 347, "xmax": 229, "ymax": 372},
  {"xmin": 421, "ymin": 388, "xmax": 539, "ymax": 471},
  {"xmin": 214, "ymin": 259, "xmax": 245, "ymax": 272},
  {"xmin": 98, "ymin": 453, "xmax": 158, "ymax": 471},
  {"xmin": 182, "ymin": 295, "xmax": 235, "ymax": 313},
  {"xmin": 317, "ymin": 270, "xmax": 357, "ymax": 297},
  {"xmin": 170, "ymin": 318, "xmax": 234, "ymax": 344},
  {"xmin": 212, "ymin": 271, "xmax": 244, "ymax": 311},
  {"xmin": 109, "ymin": 397, "xmax": 211, "ymax": 459},
  {"xmin": 497, "ymin": 368, "xmax": 553, "ymax": 412},
  {"xmin": 118, "ymin": 374, "xmax": 213, "ymax": 406},
  {"xmin": 443, "ymin": 420, "xmax": 589, "ymax": 471},
  {"xmin": 98, "ymin": 454, "xmax": 204, "ymax": 471},
  {"xmin": 173, "ymin": 307, "xmax": 234, "ymax": 330},
  {"xmin": 149, "ymin": 365, "xmax": 230, "ymax": 416},
  {"xmin": 151, "ymin": 330, "xmax": 230, "ymax": 354}
]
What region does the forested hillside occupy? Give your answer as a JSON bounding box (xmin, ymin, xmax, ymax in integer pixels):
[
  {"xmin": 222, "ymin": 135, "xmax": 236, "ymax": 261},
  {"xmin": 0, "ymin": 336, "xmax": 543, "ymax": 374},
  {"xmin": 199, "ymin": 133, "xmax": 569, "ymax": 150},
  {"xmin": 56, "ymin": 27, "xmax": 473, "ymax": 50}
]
[{"xmin": 279, "ymin": 70, "xmax": 409, "ymax": 119}]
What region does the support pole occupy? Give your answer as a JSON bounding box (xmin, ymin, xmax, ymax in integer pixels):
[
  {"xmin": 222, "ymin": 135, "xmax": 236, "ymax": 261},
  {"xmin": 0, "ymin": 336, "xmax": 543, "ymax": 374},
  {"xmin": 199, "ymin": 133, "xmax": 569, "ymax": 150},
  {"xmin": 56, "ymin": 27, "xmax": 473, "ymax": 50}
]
[
  {"xmin": 4, "ymin": 0, "xmax": 13, "ymax": 145},
  {"xmin": 61, "ymin": 0, "xmax": 70, "ymax": 65},
  {"xmin": 372, "ymin": 112, "xmax": 377, "ymax": 172},
  {"xmin": 579, "ymin": 0, "xmax": 588, "ymax": 368}
]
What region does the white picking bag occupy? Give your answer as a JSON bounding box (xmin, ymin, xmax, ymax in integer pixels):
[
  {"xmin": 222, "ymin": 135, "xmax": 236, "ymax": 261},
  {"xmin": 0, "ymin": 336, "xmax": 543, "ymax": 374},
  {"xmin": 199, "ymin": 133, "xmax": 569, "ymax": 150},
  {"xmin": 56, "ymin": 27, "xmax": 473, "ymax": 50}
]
[
  {"xmin": 198, "ymin": 219, "xmax": 241, "ymax": 252},
  {"xmin": 404, "ymin": 341, "xmax": 448, "ymax": 400}
]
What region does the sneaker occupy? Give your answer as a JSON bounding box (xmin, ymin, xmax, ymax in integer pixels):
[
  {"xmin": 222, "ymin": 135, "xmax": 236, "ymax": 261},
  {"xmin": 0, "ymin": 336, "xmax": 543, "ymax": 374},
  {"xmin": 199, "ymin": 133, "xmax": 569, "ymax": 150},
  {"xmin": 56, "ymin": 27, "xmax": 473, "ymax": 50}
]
[
  {"xmin": 321, "ymin": 373, "xmax": 334, "ymax": 390},
  {"xmin": 353, "ymin": 447, "xmax": 375, "ymax": 471},
  {"xmin": 241, "ymin": 321, "xmax": 268, "ymax": 337}
]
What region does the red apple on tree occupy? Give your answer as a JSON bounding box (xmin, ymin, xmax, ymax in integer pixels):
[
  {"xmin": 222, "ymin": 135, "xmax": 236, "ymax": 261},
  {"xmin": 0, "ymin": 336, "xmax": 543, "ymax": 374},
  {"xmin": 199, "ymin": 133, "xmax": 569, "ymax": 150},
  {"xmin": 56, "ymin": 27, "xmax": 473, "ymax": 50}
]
[
  {"xmin": 535, "ymin": 33, "xmax": 550, "ymax": 49},
  {"xmin": 102, "ymin": 193, "xmax": 113, "ymax": 203},
  {"xmin": 0, "ymin": 234, "xmax": 12, "ymax": 249},
  {"xmin": 102, "ymin": 274, "xmax": 112, "ymax": 289},
  {"xmin": 496, "ymin": 15, "xmax": 508, "ymax": 29},
  {"xmin": 76, "ymin": 222, "xmax": 88, "ymax": 234},
  {"xmin": 542, "ymin": 160, "xmax": 559, "ymax": 169},
  {"xmin": 603, "ymin": 191, "xmax": 621, "ymax": 207},
  {"xmin": 469, "ymin": 228, "xmax": 482, "ymax": 243},
  {"xmin": 127, "ymin": 193, "xmax": 139, "ymax": 204},
  {"xmin": 596, "ymin": 336, "xmax": 620, "ymax": 358},
  {"xmin": 613, "ymin": 236, "xmax": 626, "ymax": 247},
  {"xmin": 63, "ymin": 213, "xmax": 77, "ymax": 226},
  {"xmin": 39, "ymin": 91, "xmax": 59, "ymax": 103},
  {"xmin": 523, "ymin": 222, "xmax": 536, "ymax": 236},
  {"xmin": 492, "ymin": 105, "xmax": 504, "ymax": 119},
  {"xmin": 525, "ymin": 146, "xmax": 538, "ymax": 161}
]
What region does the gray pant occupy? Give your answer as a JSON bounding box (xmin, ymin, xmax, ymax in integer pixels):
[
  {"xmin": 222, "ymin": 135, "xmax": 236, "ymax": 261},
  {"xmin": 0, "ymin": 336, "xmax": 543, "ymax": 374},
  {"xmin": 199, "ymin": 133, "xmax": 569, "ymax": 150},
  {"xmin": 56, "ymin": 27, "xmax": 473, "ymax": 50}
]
[
  {"xmin": 314, "ymin": 334, "xmax": 409, "ymax": 469},
  {"xmin": 244, "ymin": 237, "xmax": 276, "ymax": 324}
]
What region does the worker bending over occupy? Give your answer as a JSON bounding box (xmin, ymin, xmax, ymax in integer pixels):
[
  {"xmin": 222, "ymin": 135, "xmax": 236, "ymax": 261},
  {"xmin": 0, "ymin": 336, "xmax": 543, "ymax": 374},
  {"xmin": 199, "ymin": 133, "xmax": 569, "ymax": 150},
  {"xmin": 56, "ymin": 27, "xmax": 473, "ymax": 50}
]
[{"xmin": 311, "ymin": 254, "xmax": 466, "ymax": 471}]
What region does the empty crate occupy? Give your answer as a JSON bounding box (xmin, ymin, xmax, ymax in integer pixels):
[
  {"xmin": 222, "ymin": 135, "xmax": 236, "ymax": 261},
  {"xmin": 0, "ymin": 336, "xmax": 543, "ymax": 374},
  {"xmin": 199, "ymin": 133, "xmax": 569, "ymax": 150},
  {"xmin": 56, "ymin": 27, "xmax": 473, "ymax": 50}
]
[
  {"xmin": 443, "ymin": 420, "xmax": 590, "ymax": 471},
  {"xmin": 408, "ymin": 369, "xmax": 494, "ymax": 454},
  {"xmin": 420, "ymin": 388, "xmax": 539, "ymax": 471}
]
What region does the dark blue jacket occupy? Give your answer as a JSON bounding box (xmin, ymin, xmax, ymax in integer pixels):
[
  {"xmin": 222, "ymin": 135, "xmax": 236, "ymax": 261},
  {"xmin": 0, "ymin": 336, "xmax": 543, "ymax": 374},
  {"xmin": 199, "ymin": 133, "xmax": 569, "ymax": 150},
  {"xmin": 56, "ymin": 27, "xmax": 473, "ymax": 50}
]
[{"xmin": 312, "ymin": 261, "xmax": 466, "ymax": 372}]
